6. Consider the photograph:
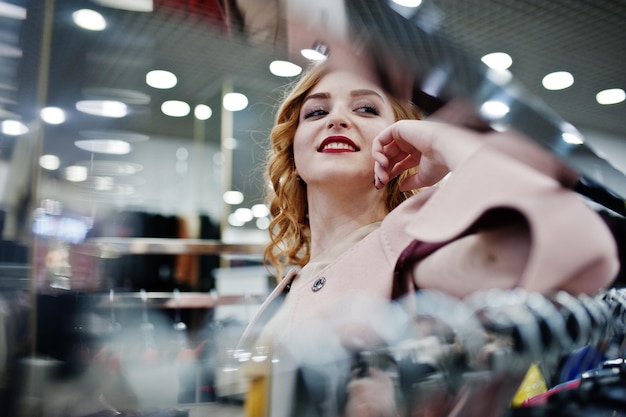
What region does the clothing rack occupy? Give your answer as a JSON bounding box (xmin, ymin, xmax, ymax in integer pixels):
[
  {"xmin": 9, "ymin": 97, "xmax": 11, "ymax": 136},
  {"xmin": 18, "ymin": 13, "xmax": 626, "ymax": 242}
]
[{"xmin": 271, "ymin": 287, "xmax": 626, "ymax": 417}]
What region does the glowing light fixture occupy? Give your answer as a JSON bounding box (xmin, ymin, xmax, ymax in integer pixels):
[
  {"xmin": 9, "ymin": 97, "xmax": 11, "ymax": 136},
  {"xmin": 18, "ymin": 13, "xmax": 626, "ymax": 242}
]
[
  {"xmin": 76, "ymin": 100, "xmax": 127, "ymax": 118},
  {"xmin": 228, "ymin": 213, "xmax": 245, "ymax": 227},
  {"xmin": 234, "ymin": 208, "xmax": 253, "ymax": 223},
  {"xmin": 161, "ymin": 100, "xmax": 190, "ymax": 117},
  {"xmin": 223, "ymin": 93, "xmax": 248, "ymax": 111},
  {"xmin": 301, "ymin": 42, "xmax": 329, "ymax": 61},
  {"xmin": 39, "ymin": 154, "xmax": 60, "ymax": 170},
  {"xmin": 72, "ymin": 9, "xmax": 106, "ymax": 31},
  {"xmin": 391, "ymin": 0, "xmax": 422, "ymax": 7},
  {"xmin": 1, "ymin": 119, "xmax": 28, "ymax": 135},
  {"xmin": 41, "ymin": 107, "xmax": 66, "ymax": 124},
  {"xmin": 256, "ymin": 217, "xmax": 270, "ymax": 230},
  {"xmin": 223, "ymin": 190, "xmax": 244, "ymax": 205},
  {"xmin": 480, "ymin": 100, "xmax": 510, "ymax": 119},
  {"xmin": 596, "ymin": 88, "xmax": 625, "ymax": 105},
  {"xmin": 562, "ymin": 132, "xmax": 584, "ymax": 145},
  {"xmin": 251, "ymin": 204, "xmax": 270, "ymax": 218},
  {"xmin": 542, "ymin": 71, "xmax": 574, "ymax": 90},
  {"xmin": 0, "ymin": 1, "xmax": 27, "ymax": 19},
  {"xmin": 481, "ymin": 52, "xmax": 512, "ymax": 70},
  {"xmin": 75, "ymin": 139, "xmax": 131, "ymax": 155},
  {"xmin": 269, "ymin": 60, "xmax": 302, "ymax": 77},
  {"xmin": 146, "ymin": 70, "xmax": 177, "ymax": 89},
  {"xmin": 65, "ymin": 165, "xmax": 88, "ymax": 182},
  {"xmin": 194, "ymin": 104, "xmax": 212, "ymax": 120},
  {"xmin": 91, "ymin": 0, "xmax": 153, "ymax": 12}
]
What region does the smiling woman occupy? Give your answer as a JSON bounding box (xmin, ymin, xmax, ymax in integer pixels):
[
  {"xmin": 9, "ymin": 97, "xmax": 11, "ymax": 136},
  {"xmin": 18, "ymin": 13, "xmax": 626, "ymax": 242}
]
[{"xmin": 237, "ymin": 48, "xmax": 620, "ymax": 416}]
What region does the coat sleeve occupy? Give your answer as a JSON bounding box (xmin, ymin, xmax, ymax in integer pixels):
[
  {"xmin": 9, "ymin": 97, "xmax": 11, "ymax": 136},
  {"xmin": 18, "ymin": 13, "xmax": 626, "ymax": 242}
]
[{"xmin": 403, "ymin": 146, "xmax": 619, "ymax": 298}]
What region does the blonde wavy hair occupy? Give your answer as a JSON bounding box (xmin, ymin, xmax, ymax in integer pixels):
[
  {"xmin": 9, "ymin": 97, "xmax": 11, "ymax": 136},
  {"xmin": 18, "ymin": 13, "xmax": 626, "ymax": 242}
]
[{"xmin": 264, "ymin": 63, "xmax": 422, "ymax": 277}]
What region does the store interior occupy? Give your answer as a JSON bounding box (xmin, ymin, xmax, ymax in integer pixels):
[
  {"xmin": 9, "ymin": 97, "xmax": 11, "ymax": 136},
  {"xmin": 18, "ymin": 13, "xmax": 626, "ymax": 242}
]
[{"xmin": 0, "ymin": 0, "xmax": 625, "ymax": 416}]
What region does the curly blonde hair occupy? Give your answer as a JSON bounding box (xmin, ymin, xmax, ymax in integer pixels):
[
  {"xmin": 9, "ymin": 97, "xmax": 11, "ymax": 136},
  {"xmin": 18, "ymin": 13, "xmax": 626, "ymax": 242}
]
[{"xmin": 264, "ymin": 63, "xmax": 422, "ymax": 277}]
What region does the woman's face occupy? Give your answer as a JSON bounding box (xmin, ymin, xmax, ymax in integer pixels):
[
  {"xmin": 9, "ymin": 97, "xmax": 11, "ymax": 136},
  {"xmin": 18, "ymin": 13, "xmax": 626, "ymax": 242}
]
[{"xmin": 293, "ymin": 70, "xmax": 396, "ymax": 189}]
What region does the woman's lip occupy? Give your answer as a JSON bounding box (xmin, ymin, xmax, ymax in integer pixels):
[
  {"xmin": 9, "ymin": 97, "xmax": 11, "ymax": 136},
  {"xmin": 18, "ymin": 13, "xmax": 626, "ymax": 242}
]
[{"xmin": 318, "ymin": 136, "xmax": 360, "ymax": 152}]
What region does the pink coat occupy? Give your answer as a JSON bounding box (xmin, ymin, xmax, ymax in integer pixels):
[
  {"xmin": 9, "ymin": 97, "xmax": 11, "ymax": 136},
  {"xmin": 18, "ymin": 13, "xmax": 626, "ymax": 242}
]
[{"xmin": 240, "ymin": 146, "xmax": 619, "ymax": 346}]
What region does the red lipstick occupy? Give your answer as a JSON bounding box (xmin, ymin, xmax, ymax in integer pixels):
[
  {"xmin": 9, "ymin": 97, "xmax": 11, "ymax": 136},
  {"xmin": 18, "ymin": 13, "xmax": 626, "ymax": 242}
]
[{"xmin": 318, "ymin": 136, "xmax": 360, "ymax": 153}]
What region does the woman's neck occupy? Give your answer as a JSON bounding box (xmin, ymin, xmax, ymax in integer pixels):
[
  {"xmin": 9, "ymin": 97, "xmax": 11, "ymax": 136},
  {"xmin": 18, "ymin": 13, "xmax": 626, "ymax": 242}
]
[{"xmin": 306, "ymin": 185, "xmax": 387, "ymax": 261}]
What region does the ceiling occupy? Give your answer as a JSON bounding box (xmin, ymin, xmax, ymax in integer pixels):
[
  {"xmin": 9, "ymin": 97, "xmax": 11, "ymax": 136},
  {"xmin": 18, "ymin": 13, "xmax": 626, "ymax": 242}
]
[{"xmin": 1, "ymin": 0, "xmax": 625, "ymax": 223}]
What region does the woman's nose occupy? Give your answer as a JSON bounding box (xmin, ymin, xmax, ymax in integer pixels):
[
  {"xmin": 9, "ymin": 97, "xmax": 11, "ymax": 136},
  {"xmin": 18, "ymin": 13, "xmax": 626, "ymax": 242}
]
[{"xmin": 327, "ymin": 108, "xmax": 350, "ymax": 129}]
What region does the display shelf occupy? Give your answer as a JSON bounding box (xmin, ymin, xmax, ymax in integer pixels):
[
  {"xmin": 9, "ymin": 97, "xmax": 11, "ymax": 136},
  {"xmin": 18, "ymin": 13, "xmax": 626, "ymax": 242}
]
[
  {"xmin": 92, "ymin": 291, "xmax": 267, "ymax": 309},
  {"xmin": 76, "ymin": 238, "xmax": 265, "ymax": 258}
]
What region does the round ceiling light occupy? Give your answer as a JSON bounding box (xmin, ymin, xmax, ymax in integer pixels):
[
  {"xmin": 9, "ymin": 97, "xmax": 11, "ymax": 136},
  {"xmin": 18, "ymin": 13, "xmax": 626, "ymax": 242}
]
[
  {"xmin": 269, "ymin": 60, "xmax": 302, "ymax": 77},
  {"xmin": 223, "ymin": 93, "xmax": 248, "ymax": 111},
  {"xmin": 161, "ymin": 100, "xmax": 190, "ymax": 117},
  {"xmin": 194, "ymin": 104, "xmax": 213, "ymax": 120},
  {"xmin": 481, "ymin": 52, "xmax": 512, "ymax": 70},
  {"xmin": 542, "ymin": 71, "xmax": 574, "ymax": 90},
  {"xmin": 596, "ymin": 88, "xmax": 625, "ymax": 105},
  {"xmin": 41, "ymin": 107, "xmax": 66, "ymax": 124},
  {"xmin": 72, "ymin": 9, "xmax": 106, "ymax": 31},
  {"xmin": 146, "ymin": 70, "xmax": 177, "ymax": 89}
]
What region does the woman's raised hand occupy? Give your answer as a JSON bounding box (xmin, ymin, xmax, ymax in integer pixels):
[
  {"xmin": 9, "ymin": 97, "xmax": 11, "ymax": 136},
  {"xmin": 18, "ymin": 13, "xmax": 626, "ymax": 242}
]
[{"xmin": 372, "ymin": 120, "xmax": 484, "ymax": 191}]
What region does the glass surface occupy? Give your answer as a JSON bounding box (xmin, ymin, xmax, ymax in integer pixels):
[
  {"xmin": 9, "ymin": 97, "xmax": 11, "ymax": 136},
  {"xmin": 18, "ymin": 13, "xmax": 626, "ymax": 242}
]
[{"xmin": 0, "ymin": 0, "xmax": 624, "ymax": 415}]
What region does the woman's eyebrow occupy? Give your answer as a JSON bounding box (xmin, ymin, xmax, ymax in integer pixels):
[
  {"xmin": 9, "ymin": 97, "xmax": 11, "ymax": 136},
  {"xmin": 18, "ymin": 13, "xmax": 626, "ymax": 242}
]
[
  {"xmin": 303, "ymin": 92, "xmax": 330, "ymax": 103},
  {"xmin": 350, "ymin": 89, "xmax": 385, "ymax": 101}
]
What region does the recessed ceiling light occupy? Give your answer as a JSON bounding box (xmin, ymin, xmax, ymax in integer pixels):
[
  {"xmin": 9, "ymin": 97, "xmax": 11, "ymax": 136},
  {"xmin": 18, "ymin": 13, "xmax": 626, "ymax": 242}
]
[
  {"xmin": 251, "ymin": 204, "xmax": 269, "ymax": 218},
  {"xmin": 256, "ymin": 217, "xmax": 270, "ymax": 230},
  {"xmin": 234, "ymin": 208, "xmax": 253, "ymax": 223},
  {"xmin": 76, "ymin": 100, "xmax": 128, "ymax": 118},
  {"xmin": 194, "ymin": 104, "xmax": 212, "ymax": 120},
  {"xmin": 269, "ymin": 60, "xmax": 302, "ymax": 77},
  {"xmin": 480, "ymin": 100, "xmax": 510, "ymax": 119},
  {"xmin": 41, "ymin": 107, "xmax": 66, "ymax": 124},
  {"xmin": 161, "ymin": 100, "xmax": 190, "ymax": 117},
  {"xmin": 223, "ymin": 190, "xmax": 244, "ymax": 205},
  {"xmin": 542, "ymin": 71, "xmax": 574, "ymax": 90},
  {"xmin": 39, "ymin": 154, "xmax": 60, "ymax": 170},
  {"xmin": 75, "ymin": 139, "xmax": 131, "ymax": 155},
  {"xmin": 481, "ymin": 52, "xmax": 512, "ymax": 70},
  {"xmin": 72, "ymin": 9, "xmax": 106, "ymax": 31},
  {"xmin": 223, "ymin": 93, "xmax": 248, "ymax": 111},
  {"xmin": 1, "ymin": 119, "xmax": 28, "ymax": 135},
  {"xmin": 391, "ymin": 0, "xmax": 422, "ymax": 7},
  {"xmin": 301, "ymin": 41, "xmax": 329, "ymax": 61},
  {"xmin": 65, "ymin": 165, "xmax": 88, "ymax": 182},
  {"xmin": 596, "ymin": 88, "xmax": 625, "ymax": 105},
  {"xmin": 227, "ymin": 213, "xmax": 244, "ymax": 227},
  {"xmin": 146, "ymin": 70, "xmax": 177, "ymax": 89},
  {"xmin": 0, "ymin": 1, "xmax": 27, "ymax": 19},
  {"xmin": 91, "ymin": 0, "xmax": 153, "ymax": 12}
]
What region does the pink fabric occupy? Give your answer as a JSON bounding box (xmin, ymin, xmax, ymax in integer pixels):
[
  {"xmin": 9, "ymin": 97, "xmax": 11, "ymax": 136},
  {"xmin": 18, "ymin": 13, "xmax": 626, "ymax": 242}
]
[{"xmin": 406, "ymin": 146, "xmax": 618, "ymax": 297}]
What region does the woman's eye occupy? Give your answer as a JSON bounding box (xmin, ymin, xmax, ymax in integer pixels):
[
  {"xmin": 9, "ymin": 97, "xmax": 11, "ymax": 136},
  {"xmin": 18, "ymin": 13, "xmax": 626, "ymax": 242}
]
[
  {"xmin": 303, "ymin": 108, "xmax": 327, "ymax": 119},
  {"xmin": 355, "ymin": 104, "xmax": 379, "ymax": 115}
]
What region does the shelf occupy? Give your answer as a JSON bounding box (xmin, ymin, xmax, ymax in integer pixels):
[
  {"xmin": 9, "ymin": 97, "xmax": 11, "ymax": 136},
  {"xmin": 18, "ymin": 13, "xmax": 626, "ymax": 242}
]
[
  {"xmin": 92, "ymin": 291, "xmax": 267, "ymax": 309},
  {"xmin": 75, "ymin": 238, "xmax": 266, "ymax": 258}
]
